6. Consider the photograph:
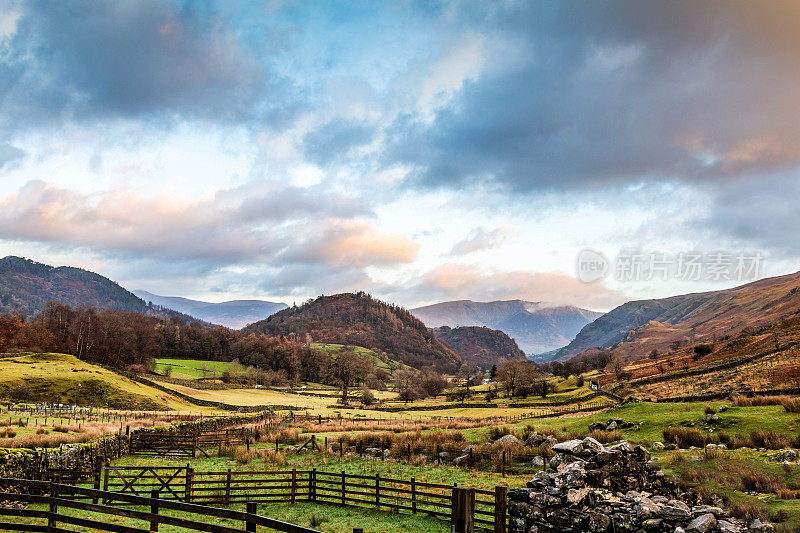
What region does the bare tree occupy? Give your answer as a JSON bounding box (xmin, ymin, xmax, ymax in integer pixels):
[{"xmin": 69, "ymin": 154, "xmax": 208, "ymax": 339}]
[{"xmin": 328, "ymin": 349, "xmax": 370, "ymax": 405}]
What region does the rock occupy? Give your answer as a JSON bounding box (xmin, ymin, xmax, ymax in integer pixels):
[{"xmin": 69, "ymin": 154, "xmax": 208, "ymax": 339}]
[
  {"xmin": 651, "ymin": 441, "xmax": 665, "ymax": 451},
  {"xmin": 567, "ymin": 487, "xmax": 591, "ymax": 505},
  {"xmin": 659, "ymin": 500, "xmax": 691, "ymax": 521},
  {"xmin": 589, "ymin": 421, "xmax": 607, "ymax": 432},
  {"xmin": 766, "ymin": 449, "xmax": 799, "ymax": 462},
  {"xmin": 588, "ymin": 511, "xmax": 611, "ymax": 532},
  {"xmin": 495, "ymin": 434, "xmax": 524, "ymax": 446},
  {"xmin": 453, "ymin": 454, "xmax": 470, "ymax": 466},
  {"xmin": 605, "ymin": 421, "xmax": 618, "ymax": 431},
  {"xmin": 686, "ymin": 513, "xmax": 716, "ymax": 533},
  {"xmin": 531, "ymin": 456, "xmax": 546, "ymax": 468},
  {"xmin": 582, "ymin": 437, "xmax": 604, "ymax": 452},
  {"xmin": 717, "ymin": 519, "xmax": 740, "ymax": 533},
  {"xmin": 718, "ymin": 405, "xmax": 728, "ymax": 412},
  {"xmin": 691, "ymin": 505, "xmax": 724, "ymax": 517},
  {"xmin": 704, "ymin": 414, "xmax": 719, "ymax": 423},
  {"xmin": 552, "ymin": 439, "xmax": 584, "ymax": 455}
]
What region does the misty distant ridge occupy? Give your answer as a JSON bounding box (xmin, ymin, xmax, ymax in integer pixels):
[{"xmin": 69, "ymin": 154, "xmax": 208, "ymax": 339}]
[
  {"xmin": 134, "ymin": 290, "xmax": 288, "ymax": 329},
  {"xmin": 410, "ymin": 299, "xmax": 603, "ymax": 357}
]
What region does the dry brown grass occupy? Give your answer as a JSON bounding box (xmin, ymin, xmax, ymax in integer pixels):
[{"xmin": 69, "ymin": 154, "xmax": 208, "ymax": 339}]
[
  {"xmin": 218, "ymin": 444, "xmax": 287, "ymax": 466},
  {"xmin": 588, "ymin": 429, "xmax": 623, "ymax": 443},
  {"xmin": 781, "ymin": 397, "xmax": 800, "ymax": 413},
  {"xmin": 732, "ymin": 395, "xmax": 789, "ymax": 407}
]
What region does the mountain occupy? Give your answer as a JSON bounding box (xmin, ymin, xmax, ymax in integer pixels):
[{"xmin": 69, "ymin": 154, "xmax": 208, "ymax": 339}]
[
  {"xmin": 0, "ymin": 256, "xmax": 151, "ymax": 317},
  {"xmin": 410, "ymin": 300, "xmax": 602, "ymax": 356},
  {"xmin": 134, "ymin": 290, "xmax": 287, "ymax": 329},
  {"xmin": 433, "ymin": 326, "xmax": 525, "ymax": 368},
  {"xmin": 241, "ymin": 292, "xmax": 462, "ymax": 371},
  {"xmin": 558, "ymin": 270, "xmax": 800, "ymax": 361},
  {"xmin": 0, "ymin": 256, "xmax": 206, "ymax": 324}
]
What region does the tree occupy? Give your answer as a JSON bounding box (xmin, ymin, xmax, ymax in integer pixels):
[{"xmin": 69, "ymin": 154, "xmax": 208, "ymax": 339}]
[
  {"xmin": 609, "ymin": 357, "xmax": 631, "ymax": 383},
  {"xmin": 496, "ymin": 359, "xmax": 538, "ymax": 398},
  {"xmin": 418, "ymin": 370, "xmax": 448, "ymax": 398},
  {"xmin": 327, "ymin": 349, "xmax": 370, "ymax": 405},
  {"xmin": 393, "ymin": 368, "xmax": 418, "ymax": 404},
  {"xmin": 489, "ymin": 364, "xmax": 497, "ymax": 380},
  {"xmin": 648, "ymin": 349, "xmax": 659, "ymax": 361}
]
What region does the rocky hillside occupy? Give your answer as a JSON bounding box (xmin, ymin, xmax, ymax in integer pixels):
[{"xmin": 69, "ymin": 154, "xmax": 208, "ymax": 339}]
[
  {"xmin": 558, "ymin": 270, "xmax": 800, "ymax": 361},
  {"xmin": 433, "ymin": 325, "xmax": 526, "ymax": 368},
  {"xmin": 242, "ymin": 292, "xmax": 462, "ymax": 371},
  {"xmin": 135, "ymin": 290, "xmax": 287, "ymax": 329},
  {"xmin": 411, "ymin": 299, "xmax": 602, "ymax": 356}
]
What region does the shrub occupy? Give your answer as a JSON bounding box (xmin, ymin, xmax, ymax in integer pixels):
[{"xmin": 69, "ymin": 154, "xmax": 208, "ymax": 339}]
[
  {"xmin": 663, "ymin": 426, "xmax": 717, "ymax": 448},
  {"xmin": 589, "ymin": 429, "xmax": 622, "ymax": 443},
  {"xmin": 704, "ymin": 405, "xmax": 717, "ymax": 415},
  {"xmin": 733, "ymin": 395, "xmax": 788, "ymax": 407},
  {"xmin": 781, "ymin": 397, "xmax": 800, "ymax": 413},
  {"xmin": 488, "ymin": 426, "xmax": 513, "ymax": 441}
]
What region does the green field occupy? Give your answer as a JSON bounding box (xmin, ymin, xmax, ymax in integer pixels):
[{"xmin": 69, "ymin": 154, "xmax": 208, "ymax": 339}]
[{"xmin": 155, "ymin": 358, "xmax": 246, "ymax": 380}]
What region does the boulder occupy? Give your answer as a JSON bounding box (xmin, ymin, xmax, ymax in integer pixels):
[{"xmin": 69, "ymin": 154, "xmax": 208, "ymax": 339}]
[
  {"xmin": 495, "ymin": 434, "xmax": 524, "ymax": 446},
  {"xmin": 651, "ymin": 441, "xmax": 665, "ymax": 451},
  {"xmin": 552, "ymin": 439, "xmax": 584, "ymax": 455},
  {"xmin": 686, "ymin": 513, "xmax": 716, "ymax": 533}
]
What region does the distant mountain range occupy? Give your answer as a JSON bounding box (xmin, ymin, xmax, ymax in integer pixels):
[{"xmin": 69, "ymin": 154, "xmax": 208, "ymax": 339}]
[
  {"xmin": 557, "ymin": 270, "xmax": 800, "ymax": 361},
  {"xmin": 134, "ymin": 290, "xmax": 287, "ymax": 329},
  {"xmin": 243, "ymin": 292, "xmax": 462, "ymax": 371},
  {"xmin": 0, "ymin": 256, "xmax": 206, "ymax": 324},
  {"xmin": 410, "ymin": 300, "xmax": 602, "ymax": 357},
  {"xmin": 433, "ymin": 326, "xmax": 525, "ymax": 368}
]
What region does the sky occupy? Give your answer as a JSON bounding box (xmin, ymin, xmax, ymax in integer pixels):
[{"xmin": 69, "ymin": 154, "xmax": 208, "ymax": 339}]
[{"xmin": 0, "ymin": 0, "xmax": 799, "ymax": 311}]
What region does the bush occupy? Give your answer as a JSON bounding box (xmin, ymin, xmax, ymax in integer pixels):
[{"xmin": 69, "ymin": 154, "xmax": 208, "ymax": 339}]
[
  {"xmin": 663, "ymin": 426, "xmax": 717, "ymax": 448},
  {"xmin": 589, "ymin": 429, "xmax": 622, "ymax": 443},
  {"xmin": 488, "ymin": 426, "xmax": 513, "ymax": 441},
  {"xmin": 733, "ymin": 395, "xmax": 788, "ymax": 407},
  {"xmin": 781, "ymin": 397, "xmax": 800, "ymax": 413},
  {"xmin": 361, "ymin": 388, "xmax": 375, "ymax": 406},
  {"xmin": 705, "ymin": 405, "xmax": 717, "ymax": 415}
]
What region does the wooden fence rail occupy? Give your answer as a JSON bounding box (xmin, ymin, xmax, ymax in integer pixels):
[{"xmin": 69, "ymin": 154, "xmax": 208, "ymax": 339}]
[
  {"xmin": 0, "ymin": 478, "xmax": 325, "ymax": 533},
  {"xmin": 99, "ymin": 466, "xmax": 505, "ymax": 532}
]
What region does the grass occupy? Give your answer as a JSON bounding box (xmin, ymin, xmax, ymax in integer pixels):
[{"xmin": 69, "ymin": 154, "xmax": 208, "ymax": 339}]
[
  {"xmin": 0, "ymin": 353, "xmax": 197, "ymax": 410},
  {"xmin": 155, "ymin": 358, "xmax": 247, "ymax": 380}
]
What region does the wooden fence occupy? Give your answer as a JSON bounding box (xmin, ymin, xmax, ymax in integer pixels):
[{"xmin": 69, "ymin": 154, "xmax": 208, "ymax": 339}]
[
  {"xmin": 0, "ymin": 478, "xmax": 325, "ymax": 533},
  {"xmin": 101, "ymin": 466, "xmax": 506, "ymax": 532}
]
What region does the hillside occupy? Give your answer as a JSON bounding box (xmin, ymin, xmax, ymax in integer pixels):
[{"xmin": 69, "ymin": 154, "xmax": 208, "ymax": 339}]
[
  {"xmin": 0, "ymin": 353, "xmax": 193, "ymax": 409},
  {"xmin": 135, "ymin": 290, "xmax": 287, "ymax": 329},
  {"xmin": 559, "ymin": 270, "xmax": 800, "ymax": 361},
  {"xmin": 241, "ymin": 292, "xmax": 462, "ymax": 371},
  {"xmin": 0, "ymin": 256, "xmax": 206, "ymax": 324},
  {"xmin": 411, "ymin": 299, "xmax": 602, "ymax": 356},
  {"xmin": 432, "ymin": 326, "xmax": 525, "ymax": 368}
]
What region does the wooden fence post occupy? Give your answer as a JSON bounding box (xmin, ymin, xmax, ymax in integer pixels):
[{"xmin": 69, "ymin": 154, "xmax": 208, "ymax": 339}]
[
  {"xmin": 184, "ymin": 466, "xmax": 194, "ymax": 503},
  {"xmin": 411, "ymin": 477, "xmax": 416, "ymax": 514},
  {"xmin": 48, "ymin": 480, "xmax": 59, "ymax": 530},
  {"xmin": 451, "ymin": 487, "xmax": 475, "ymax": 533},
  {"xmin": 375, "ymin": 473, "xmax": 380, "ymax": 510},
  {"xmin": 341, "ymin": 470, "xmax": 346, "ymax": 505},
  {"xmin": 149, "ymin": 490, "xmax": 160, "ymax": 532},
  {"xmin": 246, "ymin": 502, "xmax": 257, "ymax": 532},
  {"xmin": 92, "ymin": 456, "xmax": 103, "ymax": 504},
  {"xmin": 102, "ymin": 462, "xmax": 110, "ymax": 504},
  {"xmin": 494, "ymin": 485, "xmax": 507, "ymax": 533},
  {"xmin": 225, "ymin": 469, "xmax": 231, "ymax": 505},
  {"xmin": 291, "ymin": 469, "xmax": 296, "ymax": 504},
  {"xmin": 311, "ymin": 468, "xmax": 317, "ymax": 501}
]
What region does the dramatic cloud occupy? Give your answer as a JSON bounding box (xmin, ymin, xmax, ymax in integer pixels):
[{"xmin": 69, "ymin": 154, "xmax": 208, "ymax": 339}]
[
  {"xmin": 0, "ymin": 143, "xmax": 23, "ymax": 169},
  {"xmin": 0, "ymin": 0, "xmax": 289, "ymax": 130},
  {"xmin": 388, "ymin": 1, "xmax": 800, "ymax": 191},
  {"xmin": 406, "ymin": 263, "xmax": 624, "ymax": 311}
]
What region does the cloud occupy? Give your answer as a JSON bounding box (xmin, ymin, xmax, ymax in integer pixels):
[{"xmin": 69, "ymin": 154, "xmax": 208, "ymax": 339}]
[
  {"xmin": 386, "ymin": 1, "xmax": 800, "ymax": 192},
  {"xmin": 404, "ymin": 263, "xmax": 623, "ymax": 310},
  {"xmin": 448, "ymin": 226, "xmax": 512, "ymax": 256},
  {"xmin": 302, "ymin": 119, "xmax": 375, "ymax": 166},
  {"xmin": 0, "ymin": 143, "xmax": 23, "ymax": 169},
  {"xmin": 704, "ymin": 170, "xmax": 800, "ymax": 256},
  {"xmin": 0, "ymin": 0, "xmax": 293, "ymax": 130},
  {"xmin": 280, "ymin": 219, "xmax": 419, "ymax": 268},
  {"xmin": 0, "ymin": 180, "xmax": 387, "ymax": 267}
]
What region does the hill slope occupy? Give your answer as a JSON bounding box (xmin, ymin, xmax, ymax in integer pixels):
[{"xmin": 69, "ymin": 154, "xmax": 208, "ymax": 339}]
[
  {"xmin": 242, "ymin": 292, "xmax": 462, "ymax": 371},
  {"xmin": 559, "ymin": 270, "xmax": 800, "ymax": 360},
  {"xmin": 0, "ymin": 256, "xmax": 206, "ymax": 324},
  {"xmin": 0, "ymin": 353, "xmax": 194, "ymax": 409},
  {"xmin": 135, "ymin": 290, "xmax": 287, "ymax": 329},
  {"xmin": 411, "ymin": 300, "xmax": 602, "ymax": 356},
  {"xmin": 433, "ymin": 326, "xmax": 525, "ymax": 368}
]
